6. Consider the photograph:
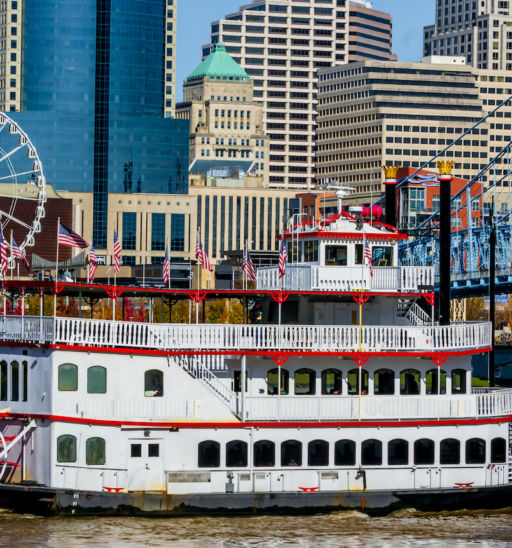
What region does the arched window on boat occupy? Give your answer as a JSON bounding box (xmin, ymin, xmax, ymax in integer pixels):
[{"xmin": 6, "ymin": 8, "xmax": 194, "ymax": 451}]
[
  {"xmin": 440, "ymin": 438, "xmax": 460, "ymax": 465},
  {"xmin": 198, "ymin": 441, "xmax": 220, "ymax": 468},
  {"xmin": 334, "ymin": 440, "xmax": 356, "ymax": 466},
  {"xmin": 347, "ymin": 368, "xmax": 368, "ymax": 395},
  {"xmin": 226, "ymin": 440, "xmax": 248, "ymax": 467},
  {"xmin": 0, "ymin": 361, "xmax": 6, "ymax": 401},
  {"xmin": 87, "ymin": 366, "xmax": 107, "ymax": 394},
  {"xmin": 491, "ymin": 438, "xmax": 507, "ymax": 463},
  {"xmin": 22, "ymin": 360, "xmax": 28, "ymax": 402},
  {"xmin": 58, "ymin": 363, "xmax": 78, "ymax": 392},
  {"xmin": 414, "ymin": 439, "xmax": 435, "ymax": 465},
  {"xmin": 281, "ymin": 440, "xmax": 302, "ymax": 467},
  {"xmin": 451, "ymin": 369, "xmax": 467, "ymax": 394},
  {"xmin": 308, "ymin": 440, "xmax": 329, "ymax": 466},
  {"xmin": 10, "ymin": 361, "xmax": 18, "ymax": 401},
  {"xmin": 400, "ymin": 369, "xmax": 420, "ymax": 395},
  {"xmin": 294, "ymin": 368, "xmax": 315, "ymax": 395},
  {"xmin": 321, "ymin": 369, "xmax": 342, "ymax": 395},
  {"xmin": 466, "ymin": 438, "xmax": 486, "ymax": 464},
  {"xmin": 57, "ymin": 435, "xmax": 77, "ymax": 463},
  {"xmin": 374, "ymin": 369, "xmax": 395, "ymax": 395},
  {"xmin": 388, "ymin": 439, "xmax": 409, "ymax": 466},
  {"xmin": 254, "ymin": 440, "xmax": 275, "ymax": 467},
  {"xmin": 361, "ymin": 439, "xmax": 382, "ymax": 466},
  {"xmin": 144, "ymin": 369, "xmax": 163, "ymax": 397},
  {"xmin": 86, "ymin": 437, "xmax": 105, "ymax": 466},
  {"xmin": 267, "ymin": 368, "xmax": 289, "ymax": 395},
  {"xmin": 426, "ymin": 369, "xmax": 446, "ymax": 395}
]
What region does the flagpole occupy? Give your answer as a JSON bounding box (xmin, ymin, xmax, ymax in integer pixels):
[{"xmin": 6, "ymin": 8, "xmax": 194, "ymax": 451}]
[
  {"xmin": 168, "ymin": 245, "xmax": 171, "ymax": 290},
  {"xmin": 9, "ymin": 230, "xmax": 13, "ymax": 281},
  {"xmin": 54, "ymin": 217, "xmax": 60, "ymax": 319},
  {"xmin": 196, "ymin": 228, "xmax": 200, "ymax": 325}
]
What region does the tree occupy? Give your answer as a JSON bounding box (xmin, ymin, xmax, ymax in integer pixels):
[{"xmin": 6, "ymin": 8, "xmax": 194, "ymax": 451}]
[
  {"xmin": 228, "ymin": 300, "xmax": 244, "ymax": 324},
  {"xmin": 465, "ymin": 297, "xmax": 485, "ymax": 321},
  {"xmin": 206, "ymin": 299, "xmax": 228, "ymax": 324}
]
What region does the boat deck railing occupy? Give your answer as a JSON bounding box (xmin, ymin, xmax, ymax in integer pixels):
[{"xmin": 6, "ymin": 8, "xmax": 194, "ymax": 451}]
[{"xmin": 0, "ymin": 316, "xmax": 491, "ymax": 354}]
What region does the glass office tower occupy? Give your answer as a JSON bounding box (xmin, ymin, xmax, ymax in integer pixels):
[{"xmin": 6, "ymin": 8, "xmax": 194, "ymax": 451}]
[{"xmin": 13, "ymin": 0, "xmax": 188, "ymax": 248}]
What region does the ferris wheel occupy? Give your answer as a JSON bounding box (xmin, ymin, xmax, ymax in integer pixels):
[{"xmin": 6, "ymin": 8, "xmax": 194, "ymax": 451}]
[{"xmin": 0, "ymin": 113, "xmax": 46, "ymax": 260}]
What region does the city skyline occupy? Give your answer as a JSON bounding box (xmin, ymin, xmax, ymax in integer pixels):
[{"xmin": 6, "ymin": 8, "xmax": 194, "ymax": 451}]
[{"xmin": 176, "ymin": 0, "xmax": 436, "ymax": 101}]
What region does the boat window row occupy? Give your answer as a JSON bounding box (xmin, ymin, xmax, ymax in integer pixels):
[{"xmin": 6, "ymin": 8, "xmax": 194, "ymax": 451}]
[
  {"xmin": 262, "ymin": 368, "xmax": 467, "ymax": 396},
  {"xmin": 57, "ymin": 364, "xmax": 163, "ymax": 397},
  {"xmin": 0, "ymin": 360, "xmax": 28, "ymax": 402},
  {"xmin": 288, "ymin": 241, "xmax": 394, "ymax": 267},
  {"xmin": 56, "ymin": 435, "xmax": 105, "ymax": 465},
  {"xmin": 198, "ymin": 437, "xmax": 507, "ymax": 468}
]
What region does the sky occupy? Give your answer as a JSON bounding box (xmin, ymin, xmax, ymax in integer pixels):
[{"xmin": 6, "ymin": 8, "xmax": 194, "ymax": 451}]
[{"xmin": 176, "ymin": 0, "xmax": 436, "ymax": 101}]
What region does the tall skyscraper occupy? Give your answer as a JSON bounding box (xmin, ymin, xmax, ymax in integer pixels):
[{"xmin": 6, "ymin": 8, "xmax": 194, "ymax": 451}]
[
  {"xmin": 424, "ymin": 0, "xmax": 512, "ymax": 70},
  {"xmin": 164, "ymin": 0, "xmax": 178, "ymax": 117},
  {"xmin": 203, "ymin": 0, "xmax": 394, "ymax": 190},
  {"xmin": 7, "ymin": 1, "xmax": 187, "ymax": 249}
]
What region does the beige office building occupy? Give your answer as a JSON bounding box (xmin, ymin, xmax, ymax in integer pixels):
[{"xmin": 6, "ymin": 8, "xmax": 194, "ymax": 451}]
[
  {"xmin": 424, "ymin": 0, "xmax": 512, "ymax": 71},
  {"xmin": 176, "ymin": 43, "xmax": 268, "ymax": 181},
  {"xmin": 315, "ymin": 58, "xmax": 512, "ymax": 203},
  {"xmin": 0, "ymin": 0, "xmax": 22, "ymax": 112}
]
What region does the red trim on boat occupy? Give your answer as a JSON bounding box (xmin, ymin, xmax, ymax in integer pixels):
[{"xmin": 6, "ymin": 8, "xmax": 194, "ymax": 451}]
[
  {"xmin": 0, "ymin": 341, "xmax": 491, "ymax": 358},
  {"xmin": 279, "ymin": 231, "xmax": 407, "ymax": 242},
  {"xmin": 2, "ymin": 412, "xmax": 510, "ymax": 429}
]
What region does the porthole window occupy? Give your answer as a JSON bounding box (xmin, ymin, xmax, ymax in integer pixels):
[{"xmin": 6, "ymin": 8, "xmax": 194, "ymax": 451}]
[
  {"xmin": 198, "ymin": 441, "xmax": 220, "ymax": 468},
  {"xmin": 281, "ymin": 440, "xmax": 302, "ymax": 466},
  {"xmin": 267, "ymin": 368, "xmax": 289, "ymax": 395},
  {"xmin": 452, "ymin": 369, "xmax": 467, "ymax": 394},
  {"xmin": 400, "ymin": 369, "xmax": 420, "ymax": 395},
  {"xmin": 388, "ymin": 439, "xmax": 408, "ymax": 465},
  {"xmin": 144, "ymin": 369, "xmax": 163, "ymax": 397},
  {"xmin": 86, "ymin": 437, "xmax": 105, "ymax": 466},
  {"xmin": 414, "ymin": 439, "xmax": 435, "ymax": 465},
  {"xmin": 294, "ymin": 368, "xmax": 315, "ymax": 395},
  {"xmin": 87, "ymin": 366, "xmax": 107, "ymax": 394},
  {"xmin": 10, "ymin": 361, "xmax": 18, "ymax": 401},
  {"xmin": 0, "ymin": 361, "xmax": 6, "ymax": 401},
  {"xmin": 374, "ymin": 369, "xmax": 394, "ymax": 395},
  {"xmin": 440, "ymin": 438, "xmax": 460, "ymax": 465},
  {"xmin": 254, "ymin": 440, "xmax": 275, "ymax": 467},
  {"xmin": 57, "ymin": 435, "xmax": 77, "ymax": 463},
  {"xmin": 226, "ymin": 440, "xmax": 248, "ymax": 467},
  {"xmin": 426, "ymin": 369, "xmax": 446, "ymax": 395},
  {"xmin": 466, "ymin": 438, "xmax": 486, "ymax": 464},
  {"xmin": 58, "ymin": 363, "xmax": 78, "ymax": 392},
  {"xmin": 347, "ymin": 368, "xmax": 368, "ymax": 395},
  {"xmin": 334, "ymin": 440, "xmax": 356, "ymax": 466},
  {"xmin": 308, "ymin": 440, "xmax": 329, "ymax": 466},
  {"xmin": 321, "ymin": 369, "xmax": 342, "ymax": 395},
  {"xmin": 361, "ymin": 439, "xmax": 382, "ymax": 466},
  {"xmin": 491, "ymin": 437, "xmax": 507, "ymax": 463}
]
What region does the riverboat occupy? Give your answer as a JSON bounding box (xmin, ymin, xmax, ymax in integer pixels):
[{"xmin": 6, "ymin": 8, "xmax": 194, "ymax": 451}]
[{"xmin": 0, "ymin": 201, "xmax": 509, "ymax": 517}]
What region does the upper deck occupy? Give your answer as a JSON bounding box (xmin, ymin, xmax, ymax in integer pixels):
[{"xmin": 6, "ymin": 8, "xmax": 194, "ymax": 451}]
[{"xmin": 258, "ymin": 211, "xmax": 433, "ymax": 293}]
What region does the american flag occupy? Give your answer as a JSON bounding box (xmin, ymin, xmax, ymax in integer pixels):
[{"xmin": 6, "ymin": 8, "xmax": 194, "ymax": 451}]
[
  {"xmin": 242, "ymin": 244, "xmax": 256, "ymax": 282},
  {"xmin": 89, "ymin": 244, "xmax": 98, "ymax": 283},
  {"xmin": 113, "ymin": 229, "xmax": 121, "ymax": 274},
  {"xmin": 11, "ymin": 239, "xmax": 29, "ymax": 270},
  {"xmin": 163, "ymin": 244, "xmax": 170, "ymax": 285},
  {"xmin": 364, "ymin": 237, "xmax": 373, "ymax": 277},
  {"xmin": 195, "ymin": 230, "xmax": 213, "ymax": 272},
  {"xmin": 58, "ymin": 223, "xmax": 88, "ymax": 249},
  {"xmin": 278, "ymin": 239, "xmax": 287, "ymax": 279},
  {"xmin": 0, "ymin": 226, "xmax": 8, "ymax": 277}
]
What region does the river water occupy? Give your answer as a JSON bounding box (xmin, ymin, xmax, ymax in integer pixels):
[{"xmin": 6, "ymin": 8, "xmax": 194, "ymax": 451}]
[{"xmin": 1, "ymin": 508, "xmax": 512, "ymax": 547}]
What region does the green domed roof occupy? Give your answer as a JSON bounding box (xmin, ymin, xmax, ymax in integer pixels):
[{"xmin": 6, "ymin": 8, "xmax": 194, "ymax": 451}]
[{"xmin": 187, "ymin": 43, "xmax": 250, "ymax": 82}]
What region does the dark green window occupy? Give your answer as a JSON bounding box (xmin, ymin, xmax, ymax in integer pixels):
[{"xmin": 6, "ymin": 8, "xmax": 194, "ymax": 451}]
[
  {"xmin": 58, "ymin": 364, "xmax": 78, "ymax": 392},
  {"xmin": 10, "ymin": 361, "xmax": 19, "ymax": 401},
  {"xmin": 171, "ymin": 214, "xmax": 185, "ymax": 251},
  {"xmin": 122, "ymin": 212, "xmax": 137, "ymax": 250},
  {"xmin": 57, "ymin": 435, "xmax": 77, "ymax": 463},
  {"xmin": 87, "ymin": 366, "xmax": 107, "ymax": 394},
  {"xmin": 0, "ymin": 361, "xmax": 6, "ymax": 401},
  {"xmin": 151, "ymin": 213, "xmax": 165, "ymax": 251},
  {"xmin": 86, "ymin": 437, "xmax": 105, "ymax": 465}
]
